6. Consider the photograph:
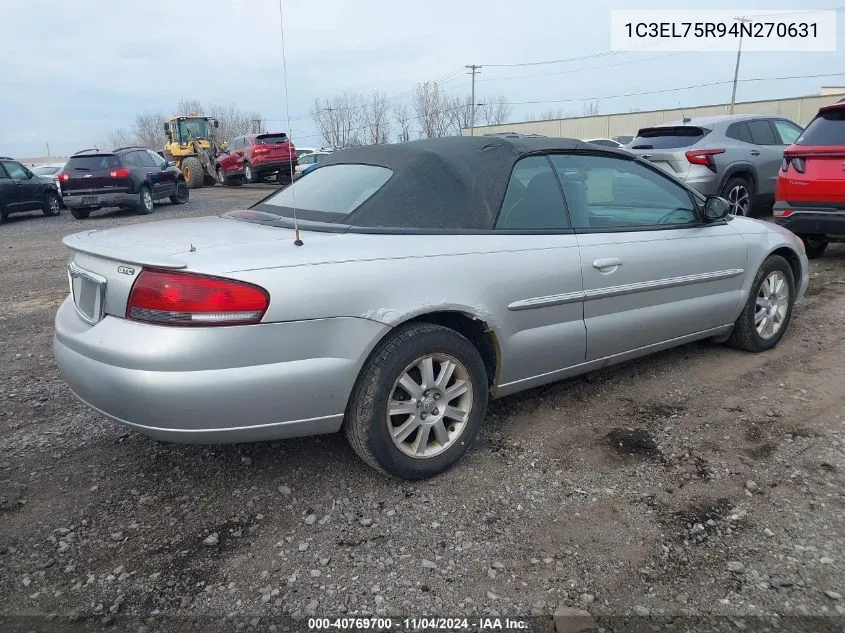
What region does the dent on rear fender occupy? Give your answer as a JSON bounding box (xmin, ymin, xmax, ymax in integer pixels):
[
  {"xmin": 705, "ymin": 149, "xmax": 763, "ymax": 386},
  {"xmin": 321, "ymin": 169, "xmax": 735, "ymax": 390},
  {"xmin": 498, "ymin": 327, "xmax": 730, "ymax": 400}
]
[{"xmin": 360, "ymin": 302, "xmax": 498, "ymax": 329}]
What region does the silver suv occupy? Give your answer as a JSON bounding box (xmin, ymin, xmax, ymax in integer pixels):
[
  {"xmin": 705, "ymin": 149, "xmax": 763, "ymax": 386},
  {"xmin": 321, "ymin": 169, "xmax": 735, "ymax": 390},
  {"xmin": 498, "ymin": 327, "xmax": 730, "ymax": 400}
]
[{"xmin": 626, "ymin": 114, "xmax": 803, "ymax": 216}]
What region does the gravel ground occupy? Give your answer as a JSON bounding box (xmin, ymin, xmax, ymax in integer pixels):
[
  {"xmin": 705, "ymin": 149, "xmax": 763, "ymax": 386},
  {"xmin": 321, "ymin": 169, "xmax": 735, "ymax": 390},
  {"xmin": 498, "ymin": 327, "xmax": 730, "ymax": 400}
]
[{"xmin": 1, "ymin": 189, "xmax": 844, "ymax": 633}]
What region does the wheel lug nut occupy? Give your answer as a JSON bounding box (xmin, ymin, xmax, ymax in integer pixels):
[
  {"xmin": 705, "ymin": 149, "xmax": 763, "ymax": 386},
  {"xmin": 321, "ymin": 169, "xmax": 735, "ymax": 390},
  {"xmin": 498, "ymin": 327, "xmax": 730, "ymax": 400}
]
[
  {"xmin": 434, "ymin": 393, "xmax": 441, "ymax": 400},
  {"xmin": 432, "ymin": 408, "xmax": 439, "ymax": 415},
  {"xmin": 420, "ymin": 413, "xmax": 427, "ymax": 420}
]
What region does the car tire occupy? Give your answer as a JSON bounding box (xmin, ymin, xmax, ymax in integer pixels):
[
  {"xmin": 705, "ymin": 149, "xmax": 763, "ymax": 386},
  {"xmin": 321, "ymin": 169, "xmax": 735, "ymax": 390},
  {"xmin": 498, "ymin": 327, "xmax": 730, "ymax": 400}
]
[
  {"xmin": 344, "ymin": 323, "xmax": 489, "ymax": 480},
  {"xmin": 277, "ymin": 169, "xmax": 293, "ymax": 186},
  {"xmin": 70, "ymin": 209, "xmax": 90, "ymax": 220},
  {"xmin": 800, "ymin": 236, "xmax": 828, "ymax": 259},
  {"xmin": 720, "ymin": 176, "xmax": 753, "ymax": 217},
  {"xmin": 182, "ymin": 157, "xmax": 204, "ymax": 189},
  {"xmin": 728, "ymin": 255, "xmax": 795, "ymax": 353},
  {"xmin": 42, "ymin": 191, "xmax": 61, "ymax": 216},
  {"xmin": 138, "ymin": 185, "xmax": 154, "ymax": 215},
  {"xmin": 243, "ymin": 162, "xmax": 257, "ymax": 184},
  {"xmin": 170, "ymin": 181, "xmax": 190, "ymax": 205}
]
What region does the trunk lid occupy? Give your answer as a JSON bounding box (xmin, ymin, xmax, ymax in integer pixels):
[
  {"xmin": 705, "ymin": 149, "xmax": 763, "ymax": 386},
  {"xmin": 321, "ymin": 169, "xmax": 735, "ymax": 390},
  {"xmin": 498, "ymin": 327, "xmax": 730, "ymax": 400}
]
[
  {"xmin": 627, "ymin": 125, "xmax": 711, "ymax": 180},
  {"xmin": 778, "ymin": 106, "xmax": 845, "ymax": 204},
  {"xmin": 61, "ymin": 154, "xmax": 131, "ymax": 195},
  {"xmin": 253, "ymin": 134, "xmax": 295, "ymax": 161}
]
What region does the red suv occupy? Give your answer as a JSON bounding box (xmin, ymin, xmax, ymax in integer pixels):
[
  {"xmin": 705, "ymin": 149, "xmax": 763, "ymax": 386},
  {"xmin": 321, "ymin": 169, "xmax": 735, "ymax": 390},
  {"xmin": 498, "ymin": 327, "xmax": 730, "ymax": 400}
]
[
  {"xmin": 774, "ymin": 100, "xmax": 845, "ymax": 258},
  {"xmin": 215, "ymin": 133, "xmax": 297, "ymax": 186}
]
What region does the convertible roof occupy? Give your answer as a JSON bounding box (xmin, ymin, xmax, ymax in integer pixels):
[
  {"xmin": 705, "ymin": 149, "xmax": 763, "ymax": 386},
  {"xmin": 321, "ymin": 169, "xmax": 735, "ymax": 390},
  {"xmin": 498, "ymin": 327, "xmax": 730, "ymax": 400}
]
[{"xmin": 319, "ymin": 135, "xmax": 621, "ymax": 230}]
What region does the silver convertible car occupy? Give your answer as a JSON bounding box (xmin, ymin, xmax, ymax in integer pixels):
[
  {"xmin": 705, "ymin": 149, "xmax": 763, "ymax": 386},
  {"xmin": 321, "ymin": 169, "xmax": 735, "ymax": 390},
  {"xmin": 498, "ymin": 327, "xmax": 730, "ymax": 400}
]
[{"xmin": 54, "ymin": 136, "xmax": 809, "ymax": 479}]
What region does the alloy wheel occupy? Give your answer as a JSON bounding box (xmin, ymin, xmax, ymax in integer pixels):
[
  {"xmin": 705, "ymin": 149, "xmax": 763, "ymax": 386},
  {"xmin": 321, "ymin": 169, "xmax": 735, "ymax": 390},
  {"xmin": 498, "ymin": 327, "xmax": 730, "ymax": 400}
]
[
  {"xmin": 142, "ymin": 189, "xmax": 153, "ymax": 211},
  {"xmin": 755, "ymin": 271, "xmax": 789, "ymax": 339},
  {"xmin": 386, "ymin": 353, "xmax": 473, "ymax": 459},
  {"xmin": 49, "ymin": 196, "xmax": 60, "ymax": 214},
  {"xmin": 728, "ymin": 184, "xmax": 750, "ymax": 216}
]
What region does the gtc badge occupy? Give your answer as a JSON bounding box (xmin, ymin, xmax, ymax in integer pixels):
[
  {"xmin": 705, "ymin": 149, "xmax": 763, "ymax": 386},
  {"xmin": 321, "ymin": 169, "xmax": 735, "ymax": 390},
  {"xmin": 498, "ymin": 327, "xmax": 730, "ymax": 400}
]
[{"xmin": 117, "ymin": 266, "xmax": 135, "ymax": 276}]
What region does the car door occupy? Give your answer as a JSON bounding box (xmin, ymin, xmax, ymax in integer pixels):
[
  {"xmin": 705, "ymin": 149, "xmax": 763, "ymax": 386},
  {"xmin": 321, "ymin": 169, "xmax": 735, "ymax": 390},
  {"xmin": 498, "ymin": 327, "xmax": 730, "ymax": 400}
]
[
  {"xmin": 745, "ymin": 119, "xmax": 784, "ymax": 196},
  {"xmin": 0, "ymin": 162, "xmax": 20, "ymax": 212},
  {"xmin": 219, "ymin": 137, "xmax": 240, "ymax": 173},
  {"xmin": 550, "ymin": 153, "xmax": 747, "ymax": 361},
  {"xmin": 147, "ymin": 150, "xmax": 177, "ymax": 196},
  {"xmin": 1, "ymin": 160, "xmax": 41, "ymax": 211},
  {"xmin": 492, "ymin": 155, "xmax": 586, "ymax": 392}
]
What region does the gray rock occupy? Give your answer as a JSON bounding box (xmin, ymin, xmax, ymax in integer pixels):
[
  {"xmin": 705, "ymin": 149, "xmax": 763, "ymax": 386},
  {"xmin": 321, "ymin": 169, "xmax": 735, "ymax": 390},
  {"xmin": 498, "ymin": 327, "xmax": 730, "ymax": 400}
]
[
  {"xmin": 745, "ymin": 480, "xmax": 758, "ymax": 492},
  {"xmin": 298, "ymin": 542, "xmax": 309, "ymax": 552},
  {"xmin": 824, "ymin": 590, "xmax": 842, "ymax": 601},
  {"xmin": 633, "ymin": 605, "xmax": 650, "ymax": 617},
  {"xmin": 203, "ymin": 533, "xmax": 219, "ymax": 546},
  {"xmin": 360, "ymin": 518, "xmax": 373, "ymax": 527},
  {"xmin": 580, "ymin": 593, "xmax": 595, "ymax": 604},
  {"xmin": 309, "ymin": 569, "xmax": 321, "ymax": 578},
  {"xmin": 727, "ymin": 561, "xmax": 745, "ymax": 572},
  {"xmin": 304, "ymin": 514, "xmax": 317, "ymax": 525},
  {"xmin": 421, "ymin": 559, "xmax": 437, "ymax": 569},
  {"xmin": 552, "ymin": 605, "xmax": 596, "ymax": 633},
  {"xmin": 277, "ymin": 485, "xmax": 291, "ymax": 495}
]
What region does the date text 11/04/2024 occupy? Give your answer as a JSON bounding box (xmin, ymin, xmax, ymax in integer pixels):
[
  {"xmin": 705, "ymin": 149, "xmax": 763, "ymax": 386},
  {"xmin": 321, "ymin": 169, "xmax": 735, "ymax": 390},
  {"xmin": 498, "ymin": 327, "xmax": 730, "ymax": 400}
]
[
  {"xmin": 308, "ymin": 617, "xmax": 529, "ymax": 630},
  {"xmin": 623, "ymin": 21, "xmax": 818, "ymax": 39}
]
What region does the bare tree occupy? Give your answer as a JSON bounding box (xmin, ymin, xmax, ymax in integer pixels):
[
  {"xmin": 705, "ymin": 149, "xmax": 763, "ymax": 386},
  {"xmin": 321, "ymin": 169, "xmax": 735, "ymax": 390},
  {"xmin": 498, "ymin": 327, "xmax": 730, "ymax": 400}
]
[
  {"xmin": 448, "ymin": 94, "xmax": 475, "ymax": 135},
  {"xmin": 537, "ymin": 107, "xmax": 570, "ymax": 120},
  {"xmin": 311, "ymin": 91, "xmax": 363, "ymax": 148},
  {"xmin": 581, "ymin": 100, "xmax": 600, "ymax": 116},
  {"xmin": 207, "ymin": 103, "xmax": 261, "ymax": 141},
  {"xmin": 362, "ymin": 91, "xmax": 391, "ymax": 145},
  {"xmin": 134, "ymin": 111, "xmax": 167, "ymax": 149},
  {"xmin": 175, "ymin": 99, "xmax": 205, "ymax": 115},
  {"xmin": 479, "ymin": 95, "xmax": 512, "ymax": 126},
  {"xmin": 413, "ymin": 82, "xmax": 453, "ymax": 138},
  {"xmin": 393, "ymin": 102, "xmax": 412, "ymax": 142},
  {"xmin": 105, "ymin": 128, "xmax": 135, "ymax": 150}
]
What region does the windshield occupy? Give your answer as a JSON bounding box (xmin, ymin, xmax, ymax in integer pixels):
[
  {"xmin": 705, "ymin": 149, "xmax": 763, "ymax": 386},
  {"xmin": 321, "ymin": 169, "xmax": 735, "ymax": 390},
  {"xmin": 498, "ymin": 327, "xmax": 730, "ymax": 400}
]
[
  {"xmin": 177, "ymin": 118, "xmax": 212, "ymax": 141},
  {"xmin": 33, "ymin": 166, "xmax": 61, "ymax": 175},
  {"xmin": 249, "ymin": 164, "xmax": 393, "ymax": 224}
]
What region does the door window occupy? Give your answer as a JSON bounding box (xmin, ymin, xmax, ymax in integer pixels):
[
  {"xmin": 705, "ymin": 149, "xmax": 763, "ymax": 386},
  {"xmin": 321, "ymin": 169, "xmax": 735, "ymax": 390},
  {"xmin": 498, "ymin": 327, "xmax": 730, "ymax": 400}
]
[
  {"xmin": 772, "ymin": 119, "xmax": 803, "ymax": 145},
  {"xmin": 726, "ymin": 122, "xmax": 753, "ymax": 144},
  {"xmin": 746, "ymin": 120, "xmax": 779, "ymax": 145},
  {"xmin": 0, "ymin": 164, "xmax": 9, "ymax": 179},
  {"xmin": 496, "ymin": 155, "xmax": 570, "ymax": 230},
  {"xmin": 2, "ymin": 161, "xmax": 29, "ymax": 179},
  {"xmin": 147, "ymin": 150, "xmax": 167, "ymax": 167},
  {"xmin": 135, "ymin": 151, "xmax": 156, "ymax": 168},
  {"xmin": 549, "ymin": 154, "xmax": 697, "ymax": 229}
]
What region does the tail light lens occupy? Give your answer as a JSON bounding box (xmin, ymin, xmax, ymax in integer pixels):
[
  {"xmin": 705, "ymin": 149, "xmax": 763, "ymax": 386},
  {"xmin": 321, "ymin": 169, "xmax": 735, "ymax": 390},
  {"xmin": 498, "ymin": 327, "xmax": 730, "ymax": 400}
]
[
  {"xmin": 685, "ymin": 148, "xmax": 725, "ymax": 170},
  {"xmin": 781, "ymin": 156, "xmax": 806, "ymax": 173},
  {"xmin": 253, "ymin": 147, "xmax": 270, "ymax": 154},
  {"xmin": 110, "ymin": 168, "xmax": 131, "ymax": 178},
  {"xmin": 774, "ymin": 208, "xmax": 794, "ymax": 218},
  {"xmin": 126, "ymin": 269, "xmax": 269, "ymax": 326},
  {"xmin": 59, "ymin": 172, "xmax": 70, "ymax": 181}
]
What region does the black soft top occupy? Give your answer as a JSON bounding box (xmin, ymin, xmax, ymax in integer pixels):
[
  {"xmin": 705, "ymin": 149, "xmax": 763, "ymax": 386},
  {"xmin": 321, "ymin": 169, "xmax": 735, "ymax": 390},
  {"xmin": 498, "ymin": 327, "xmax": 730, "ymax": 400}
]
[{"xmin": 314, "ymin": 136, "xmax": 619, "ymax": 230}]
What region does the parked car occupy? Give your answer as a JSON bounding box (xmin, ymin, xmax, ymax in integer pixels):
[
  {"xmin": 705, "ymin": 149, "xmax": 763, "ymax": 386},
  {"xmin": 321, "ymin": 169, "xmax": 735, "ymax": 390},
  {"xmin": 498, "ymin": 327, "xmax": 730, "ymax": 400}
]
[
  {"xmin": 216, "ymin": 133, "xmax": 297, "ymax": 186},
  {"xmin": 614, "ymin": 135, "xmax": 634, "ymax": 145},
  {"xmin": 61, "ymin": 147, "xmax": 189, "ymax": 219},
  {"xmin": 294, "ymin": 146, "xmax": 330, "ymax": 157},
  {"xmin": 774, "ymin": 100, "xmax": 845, "ymax": 258},
  {"xmin": 300, "ymin": 162, "xmax": 321, "ymax": 178},
  {"xmin": 53, "ymin": 136, "xmax": 808, "ymax": 479},
  {"xmin": 32, "ymin": 162, "xmax": 67, "ymax": 207},
  {"xmin": 294, "ymin": 151, "xmax": 331, "ymax": 177},
  {"xmin": 627, "ymin": 114, "xmax": 803, "ymax": 216},
  {"xmin": 0, "ymin": 157, "xmax": 62, "ymax": 223},
  {"xmin": 585, "ymin": 138, "xmax": 625, "ymax": 149}
]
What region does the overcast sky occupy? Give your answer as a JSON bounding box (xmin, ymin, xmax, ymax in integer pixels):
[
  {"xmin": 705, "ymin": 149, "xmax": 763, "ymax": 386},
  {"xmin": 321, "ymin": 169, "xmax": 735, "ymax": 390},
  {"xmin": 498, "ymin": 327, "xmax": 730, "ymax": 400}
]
[{"xmin": 2, "ymin": 0, "xmax": 844, "ymax": 157}]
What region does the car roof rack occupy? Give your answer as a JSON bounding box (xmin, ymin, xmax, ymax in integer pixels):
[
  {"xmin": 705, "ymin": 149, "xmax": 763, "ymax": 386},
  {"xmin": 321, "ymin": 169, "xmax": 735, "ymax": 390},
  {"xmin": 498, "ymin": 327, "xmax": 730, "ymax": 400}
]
[
  {"xmin": 72, "ymin": 148, "xmax": 107, "ymax": 155},
  {"xmin": 112, "ymin": 146, "xmax": 148, "ymax": 152},
  {"xmin": 0, "ymin": 156, "xmax": 13, "ymax": 160}
]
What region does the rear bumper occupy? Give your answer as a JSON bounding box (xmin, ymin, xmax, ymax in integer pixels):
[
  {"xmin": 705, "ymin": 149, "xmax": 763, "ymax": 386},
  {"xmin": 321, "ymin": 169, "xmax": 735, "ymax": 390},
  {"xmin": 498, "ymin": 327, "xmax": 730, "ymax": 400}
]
[
  {"xmin": 53, "ymin": 297, "xmax": 390, "ymax": 443},
  {"xmin": 773, "ymin": 202, "xmax": 845, "ymax": 237},
  {"xmin": 252, "ymin": 159, "xmax": 295, "ymax": 175},
  {"xmin": 64, "ymin": 192, "xmax": 136, "ymax": 210}
]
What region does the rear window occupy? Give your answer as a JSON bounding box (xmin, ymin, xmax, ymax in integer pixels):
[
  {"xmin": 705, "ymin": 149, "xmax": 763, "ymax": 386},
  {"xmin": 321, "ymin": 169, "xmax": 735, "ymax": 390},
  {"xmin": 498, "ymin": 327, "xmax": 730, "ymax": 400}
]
[
  {"xmin": 630, "ymin": 126, "xmax": 708, "ymax": 149},
  {"xmin": 67, "ymin": 155, "xmax": 120, "ymax": 170},
  {"xmin": 252, "ymin": 164, "xmax": 392, "ymax": 223},
  {"xmin": 796, "ymin": 109, "xmax": 845, "ymax": 146},
  {"xmin": 256, "ymin": 134, "xmax": 289, "ymax": 145}
]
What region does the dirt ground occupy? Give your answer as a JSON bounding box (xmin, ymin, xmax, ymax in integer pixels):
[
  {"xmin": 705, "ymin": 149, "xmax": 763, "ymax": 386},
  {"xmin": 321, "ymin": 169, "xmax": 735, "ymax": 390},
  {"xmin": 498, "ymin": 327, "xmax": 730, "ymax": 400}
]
[{"xmin": 1, "ymin": 190, "xmax": 843, "ymax": 633}]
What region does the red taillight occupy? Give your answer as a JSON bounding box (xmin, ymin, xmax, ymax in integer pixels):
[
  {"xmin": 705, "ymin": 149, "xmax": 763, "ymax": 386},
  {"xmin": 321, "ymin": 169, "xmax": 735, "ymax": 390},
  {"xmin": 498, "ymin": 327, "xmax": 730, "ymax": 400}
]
[
  {"xmin": 253, "ymin": 147, "xmax": 270, "ymax": 154},
  {"xmin": 774, "ymin": 208, "xmax": 794, "ymax": 218},
  {"xmin": 59, "ymin": 172, "xmax": 70, "ymax": 181},
  {"xmin": 126, "ymin": 269, "xmax": 269, "ymax": 326},
  {"xmin": 685, "ymin": 148, "xmax": 725, "ymax": 169},
  {"xmin": 110, "ymin": 168, "xmax": 131, "ymax": 178},
  {"xmin": 781, "ymin": 156, "xmax": 806, "ymax": 173}
]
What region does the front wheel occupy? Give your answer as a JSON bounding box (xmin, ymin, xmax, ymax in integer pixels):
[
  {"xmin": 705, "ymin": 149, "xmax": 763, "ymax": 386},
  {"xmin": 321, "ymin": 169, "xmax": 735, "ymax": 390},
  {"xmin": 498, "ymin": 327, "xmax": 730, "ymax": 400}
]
[
  {"xmin": 344, "ymin": 323, "xmax": 489, "ymax": 479},
  {"xmin": 170, "ymin": 181, "xmax": 189, "ymax": 205},
  {"xmin": 728, "ymin": 255, "xmax": 796, "ymax": 352},
  {"xmin": 801, "ymin": 236, "xmax": 828, "ymax": 259},
  {"xmin": 243, "ymin": 162, "xmax": 257, "ymax": 184},
  {"xmin": 70, "ymin": 209, "xmax": 90, "ymax": 220},
  {"xmin": 43, "ymin": 192, "xmax": 61, "ymax": 216}
]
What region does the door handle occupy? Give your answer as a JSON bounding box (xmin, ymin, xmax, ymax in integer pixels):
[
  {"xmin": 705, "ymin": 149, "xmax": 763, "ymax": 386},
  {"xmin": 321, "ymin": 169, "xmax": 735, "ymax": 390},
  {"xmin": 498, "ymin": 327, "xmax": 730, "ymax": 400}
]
[
  {"xmin": 750, "ymin": 150, "xmax": 761, "ymax": 156},
  {"xmin": 593, "ymin": 257, "xmax": 623, "ymax": 271}
]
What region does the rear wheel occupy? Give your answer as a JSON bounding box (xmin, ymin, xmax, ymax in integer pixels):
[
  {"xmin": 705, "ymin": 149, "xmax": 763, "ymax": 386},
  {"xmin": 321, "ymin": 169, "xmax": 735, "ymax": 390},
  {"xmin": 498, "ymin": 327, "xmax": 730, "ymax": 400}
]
[
  {"xmin": 182, "ymin": 157, "xmax": 204, "ymax": 189},
  {"xmin": 42, "ymin": 192, "xmax": 61, "ymax": 216},
  {"xmin": 721, "ymin": 176, "xmax": 753, "ymax": 217},
  {"xmin": 243, "ymin": 162, "xmax": 257, "ymax": 184},
  {"xmin": 801, "ymin": 236, "xmax": 828, "ymax": 259},
  {"xmin": 728, "ymin": 255, "xmax": 795, "ymax": 352},
  {"xmin": 138, "ymin": 185, "xmax": 154, "ymax": 215},
  {"xmin": 70, "ymin": 209, "xmax": 90, "ymax": 220},
  {"xmin": 170, "ymin": 181, "xmax": 189, "ymax": 204},
  {"xmin": 344, "ymin": 323, "xmax": 489, "ymax": 479}
]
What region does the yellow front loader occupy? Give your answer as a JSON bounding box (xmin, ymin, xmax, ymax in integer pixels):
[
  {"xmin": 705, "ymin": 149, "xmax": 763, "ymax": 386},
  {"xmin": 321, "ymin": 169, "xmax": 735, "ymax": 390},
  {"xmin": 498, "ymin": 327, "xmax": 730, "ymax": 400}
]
[{"xmin": 162, "ymin": 115, "xmax": 224, "ymax": 189}]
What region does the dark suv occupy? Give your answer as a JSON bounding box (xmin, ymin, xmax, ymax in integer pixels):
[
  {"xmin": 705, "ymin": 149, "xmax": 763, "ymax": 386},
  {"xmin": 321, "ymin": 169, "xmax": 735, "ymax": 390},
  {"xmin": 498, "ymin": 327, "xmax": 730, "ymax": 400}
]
[
  {"xmin": 0, "ymin": 157, "xmax": 62, "ymax": 223},
  {"xmin": 61, "ymin": 147, "xmax": 189, "ymax": 219}
]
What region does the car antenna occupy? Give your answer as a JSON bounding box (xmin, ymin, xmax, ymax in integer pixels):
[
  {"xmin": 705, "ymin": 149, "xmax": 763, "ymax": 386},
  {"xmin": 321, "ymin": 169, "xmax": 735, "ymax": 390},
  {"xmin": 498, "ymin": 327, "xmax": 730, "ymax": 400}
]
[{"xmin": 278, "ymin": 0, "xmax": 303, "ymax": 246}]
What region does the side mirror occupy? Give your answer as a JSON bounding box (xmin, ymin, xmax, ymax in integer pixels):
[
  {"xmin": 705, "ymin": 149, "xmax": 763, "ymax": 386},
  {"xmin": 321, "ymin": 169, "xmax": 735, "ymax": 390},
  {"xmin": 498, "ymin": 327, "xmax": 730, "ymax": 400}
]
[
  {"xmin": 166, "ymin": 160, "xmax": 174, "ymax": 167},
  {"xmin": 213, "ymin": 120, "xmax": 219, "ymax": 128},
  {"xmin": 703, "ymin": 195, "xmax": 731, "ymax": 221},
  {"xmin": 163, "ymin": 122, "xmax": 169, "ymax": 132}
]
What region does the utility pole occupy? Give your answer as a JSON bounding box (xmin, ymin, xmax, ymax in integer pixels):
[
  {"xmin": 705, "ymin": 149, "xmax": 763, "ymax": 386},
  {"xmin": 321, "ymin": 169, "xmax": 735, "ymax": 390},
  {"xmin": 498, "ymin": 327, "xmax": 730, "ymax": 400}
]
[
  {"xmin": 466, "ymin": 64, "xmax": 482, "ymax": 136},
  {"xmin": 46, "ymin": 142, "xmax": 51, "ymax": 158},
  {"xmin": 730, "ymin": 17, "xmax": 750, "ymax": 114}
]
